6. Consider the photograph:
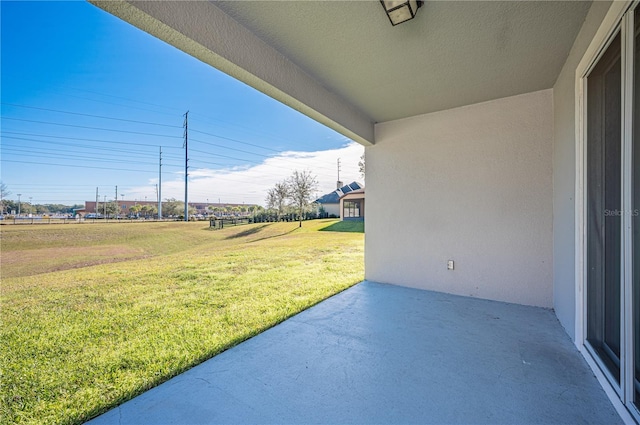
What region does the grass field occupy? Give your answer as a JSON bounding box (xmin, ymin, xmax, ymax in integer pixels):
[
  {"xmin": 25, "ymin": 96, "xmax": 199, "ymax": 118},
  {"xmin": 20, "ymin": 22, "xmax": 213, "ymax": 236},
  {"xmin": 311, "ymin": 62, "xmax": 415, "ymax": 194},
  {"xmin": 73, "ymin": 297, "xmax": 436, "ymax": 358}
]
[
  {"xmin": 0, "ymin": 220, "xmax": 364, "ymax": 425},
  {"xmin": 319, "ymin": 220, "xmax": 364, "ymax": 233}
]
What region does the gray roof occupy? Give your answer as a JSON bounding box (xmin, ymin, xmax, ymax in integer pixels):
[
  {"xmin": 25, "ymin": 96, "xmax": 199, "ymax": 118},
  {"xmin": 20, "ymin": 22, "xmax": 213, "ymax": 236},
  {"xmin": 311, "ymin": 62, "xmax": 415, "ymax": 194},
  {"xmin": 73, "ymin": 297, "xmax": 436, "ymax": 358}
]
[{"xmin": 315, "ymin": 182, "xmax": 362, "ymax": 204}]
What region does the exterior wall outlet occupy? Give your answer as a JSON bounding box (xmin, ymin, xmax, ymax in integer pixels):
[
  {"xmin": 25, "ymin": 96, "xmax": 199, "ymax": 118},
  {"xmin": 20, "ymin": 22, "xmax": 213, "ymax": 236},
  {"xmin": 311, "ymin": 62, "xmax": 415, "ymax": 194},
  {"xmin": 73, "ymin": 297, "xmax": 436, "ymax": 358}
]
[{"xmin": 447, "ymin": 260, "xmax": 454, "ymax": 270}]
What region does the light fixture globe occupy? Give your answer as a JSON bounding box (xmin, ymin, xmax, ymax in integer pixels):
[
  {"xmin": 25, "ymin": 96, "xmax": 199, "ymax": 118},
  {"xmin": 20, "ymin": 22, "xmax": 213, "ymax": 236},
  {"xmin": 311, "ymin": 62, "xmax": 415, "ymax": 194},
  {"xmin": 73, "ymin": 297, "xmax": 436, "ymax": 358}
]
[{"xmin": 380, "ymin": 0, "xmax": 422, "ymax": 26}]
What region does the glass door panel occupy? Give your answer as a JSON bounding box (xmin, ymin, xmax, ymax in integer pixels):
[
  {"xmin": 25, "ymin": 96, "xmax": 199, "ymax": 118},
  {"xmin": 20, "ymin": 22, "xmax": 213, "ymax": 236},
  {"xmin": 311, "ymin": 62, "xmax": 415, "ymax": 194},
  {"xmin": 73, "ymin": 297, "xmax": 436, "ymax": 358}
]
[
  {"xmin": 634, "ymin": 9, "xmax": 640, "ymax": 410},
  {"xmin": 586, "ymin": 32, "xmax": 622, "ymax": 384}
]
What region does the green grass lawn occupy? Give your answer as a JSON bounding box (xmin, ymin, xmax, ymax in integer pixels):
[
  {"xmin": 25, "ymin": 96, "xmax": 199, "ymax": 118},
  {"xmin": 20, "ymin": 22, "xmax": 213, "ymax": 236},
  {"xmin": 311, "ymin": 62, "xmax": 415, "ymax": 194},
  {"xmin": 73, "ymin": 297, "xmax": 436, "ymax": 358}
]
[
  {"xmin": 0, "ymin": 220, "xmax": 364, "ymax": 425},
  {"xmin": 319, "ymin": 220, "xmax": 364, "ymax": 233}
]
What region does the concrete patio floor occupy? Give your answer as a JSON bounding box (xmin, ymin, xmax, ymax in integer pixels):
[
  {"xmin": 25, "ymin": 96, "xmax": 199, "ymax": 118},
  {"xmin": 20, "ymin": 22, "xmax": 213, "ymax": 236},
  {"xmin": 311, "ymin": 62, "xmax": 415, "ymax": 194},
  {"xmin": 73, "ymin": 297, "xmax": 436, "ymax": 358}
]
[{"xmin": 88, "ymin": 281, "xmax": 622, "ymax": 424}]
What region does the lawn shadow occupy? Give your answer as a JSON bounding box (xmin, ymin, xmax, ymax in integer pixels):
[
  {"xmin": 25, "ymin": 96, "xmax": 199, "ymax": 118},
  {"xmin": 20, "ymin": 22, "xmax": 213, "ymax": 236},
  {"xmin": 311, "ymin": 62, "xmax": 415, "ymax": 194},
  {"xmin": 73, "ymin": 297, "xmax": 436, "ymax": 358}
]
[
  {"xmin": 319, "ymin": 221, "xmax": 364, "ymax": 233},
  {"xmin": 247, "ymin": 226, "xmax": 299, "ymax": 243},
  {"xmin": 224, "ymin": 224, "xmax": 270, "ymax": 240}
]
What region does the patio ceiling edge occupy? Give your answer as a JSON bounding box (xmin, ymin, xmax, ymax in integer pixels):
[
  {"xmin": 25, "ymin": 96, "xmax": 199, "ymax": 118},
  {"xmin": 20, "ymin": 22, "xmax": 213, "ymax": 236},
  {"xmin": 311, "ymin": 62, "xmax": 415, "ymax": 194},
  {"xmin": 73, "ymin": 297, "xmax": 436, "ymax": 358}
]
[{"xmin": 90, "ymin": 0, "xmax": 375, "ymax": 146}]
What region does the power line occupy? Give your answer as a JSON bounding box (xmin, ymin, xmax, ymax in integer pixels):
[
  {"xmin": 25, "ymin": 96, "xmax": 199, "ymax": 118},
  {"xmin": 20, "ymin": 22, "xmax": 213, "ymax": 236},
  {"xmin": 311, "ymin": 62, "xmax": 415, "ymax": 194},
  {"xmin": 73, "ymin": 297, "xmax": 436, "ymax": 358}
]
[
  {"xmin": 189, "ymin": 137, "xmax": 276, "ymax": 159},
  {"xmin": 1, "ymin": 103, "xmax": 182, "ymax": 128},
  {"xmin": 44, "ymin": 90, "xmax": 183, "ymax": 118},
  {"xmin": 3, "ymin": 111, "xmax": 349, "ymax": 173},
  {"xmin": 60, "ymin": 86, "xmax": 185, "ymax": 114},
  {"xmin": 2, "ymin": 136, "xmax": 184, "ymax": 160},
  {"xmin": 2, "ymin": 117, "xmax": 182, "ymax": 139},
  {"xmin": 1, "ymin": 138, "xmax": 183, "ymax": 166},
  {"xmin": 192, "ymin": 136, "xmax": 337, "ymax": 174},
  {"xmin": 1, "ymin": 131, "xmax": 184, "ymax": 151},
  {"xmin": 189, "ymin": 114, "xmax": 292, "ymax": 148},
  {"xmin": 190, "ymin": 128, "xmax": 282, "ymax": 153},
  {"xmin": 1, "ymin": 147, "xmax": 182, "ymax": 167},
  {"xmin": 3, "ymin": 134, "xmax": 346, "ymax": 180},
  {"xmin": 2, "ymin": 106, "xmax": 362, "ymax": 203},
  {"xmin": 36, "ymin": 86, "xmax": 344, "ymax": 154},
  {"xmin": 187, "ymin": 147, "xmax": 266, "ymax": 166},
  {"xmin": 1, "ymin": 159, "xmax": 162, "ymax": 174},
  {"xmin": 187, "ymin": 147, "xmax": 340, "ymax": 179},
  {"xmin": 2, "ymin": 138, "xmax": 158, "ymax": 158},
  {"xmin": 5, "ymin": 183, "xmax": 114, "ymax": 187}
]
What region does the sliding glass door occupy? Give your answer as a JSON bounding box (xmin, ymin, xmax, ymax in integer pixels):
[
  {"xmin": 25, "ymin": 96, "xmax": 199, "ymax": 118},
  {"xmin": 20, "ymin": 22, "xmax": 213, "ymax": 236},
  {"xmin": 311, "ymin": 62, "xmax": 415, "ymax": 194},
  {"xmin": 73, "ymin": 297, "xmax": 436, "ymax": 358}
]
[
  {"xmin": 584, "ymin": 6, "xmax": 639, "ymax": 418},
  {"xmin": 634, "ymin": 9, "xmax": 640, "ymax": 411},
  {"xmin": 586, "ymin": 31, "xmax": 622, "ymax": 385}
]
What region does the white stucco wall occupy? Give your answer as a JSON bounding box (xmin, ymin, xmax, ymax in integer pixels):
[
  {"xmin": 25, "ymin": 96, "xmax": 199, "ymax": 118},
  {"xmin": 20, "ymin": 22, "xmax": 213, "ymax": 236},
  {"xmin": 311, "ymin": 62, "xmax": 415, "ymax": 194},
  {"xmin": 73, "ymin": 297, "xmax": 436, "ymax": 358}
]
[
  {"xmin": 367, "ymin": 90, "xmax": 553, "ymax": 307},
  {"xmin": 551, "ymin": 1, "xmax": 611, "ymax": 340},
  {"xmin": 321, "ymin": 203, "xmax": 340, "ymax": 218}
]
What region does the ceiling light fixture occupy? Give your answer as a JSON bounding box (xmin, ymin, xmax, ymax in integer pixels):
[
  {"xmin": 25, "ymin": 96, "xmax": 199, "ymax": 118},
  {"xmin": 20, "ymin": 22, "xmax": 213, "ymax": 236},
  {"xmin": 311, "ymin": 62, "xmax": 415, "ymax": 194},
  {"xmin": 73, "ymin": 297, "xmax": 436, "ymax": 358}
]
[{"xmin": 380, "ymin": 0, "xmax": 423, "ymax": 26}]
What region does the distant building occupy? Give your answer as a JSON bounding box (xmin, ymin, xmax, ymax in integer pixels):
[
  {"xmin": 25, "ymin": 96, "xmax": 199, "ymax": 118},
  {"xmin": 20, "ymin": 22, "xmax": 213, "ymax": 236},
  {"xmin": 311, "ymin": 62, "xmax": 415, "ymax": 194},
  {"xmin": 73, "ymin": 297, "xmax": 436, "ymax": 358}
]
[
  {"xmin": 315, "ymin": 182, "xmax": 363, "ymax": 218},
  {"xmin": 85, "ymin": 200, "xmax": 158, "ymax": 216},
  {"xmin": 340, "ymin": 188, "xmax": 364, "ymax": 221}
]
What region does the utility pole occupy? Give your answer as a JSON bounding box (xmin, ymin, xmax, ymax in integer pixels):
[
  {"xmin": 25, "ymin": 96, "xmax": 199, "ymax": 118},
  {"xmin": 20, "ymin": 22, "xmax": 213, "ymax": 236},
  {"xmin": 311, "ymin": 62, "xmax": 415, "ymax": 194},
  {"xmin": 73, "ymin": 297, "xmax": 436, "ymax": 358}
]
[
  {"xmin": 158, "ymin": 147, "xmax": 162, "ymax": 219},
  {"xmin": 115, "ymin": 186, "xmax": 118, "ymax": 218},
  {"xmin": 17, "ymin": 193, "xmax": 21, "ymax": 215},
  {"xmin": 337, "ymin": 158, "xmax": 343, "ymax": 189},
  {"xmin": 183, "ymin": 111, "xmax": 189, "ymax": 221},
  {"xmin": 103, "ymin": 195, "xmax": 107, "ymax": 216},
  {"xmin": 95, "ymin": 187, "xmax": 99, "ymax": 214}
]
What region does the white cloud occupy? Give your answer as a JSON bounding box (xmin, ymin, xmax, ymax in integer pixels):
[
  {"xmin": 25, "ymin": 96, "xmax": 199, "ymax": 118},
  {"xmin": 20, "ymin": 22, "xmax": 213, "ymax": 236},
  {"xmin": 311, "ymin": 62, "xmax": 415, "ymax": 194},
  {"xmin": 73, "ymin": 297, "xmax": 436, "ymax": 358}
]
[{"xmin": 126, "ymin": 142, "xmax": 364, "ymax": 206}]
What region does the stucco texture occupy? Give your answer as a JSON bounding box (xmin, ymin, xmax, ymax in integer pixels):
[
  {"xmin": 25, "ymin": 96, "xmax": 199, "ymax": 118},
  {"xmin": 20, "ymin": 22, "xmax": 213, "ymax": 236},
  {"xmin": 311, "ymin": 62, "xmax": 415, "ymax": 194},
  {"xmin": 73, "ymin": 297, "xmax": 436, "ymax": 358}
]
[{"xmin": 368, "ymin": 89, "xmax": 553, "ymax": 307}]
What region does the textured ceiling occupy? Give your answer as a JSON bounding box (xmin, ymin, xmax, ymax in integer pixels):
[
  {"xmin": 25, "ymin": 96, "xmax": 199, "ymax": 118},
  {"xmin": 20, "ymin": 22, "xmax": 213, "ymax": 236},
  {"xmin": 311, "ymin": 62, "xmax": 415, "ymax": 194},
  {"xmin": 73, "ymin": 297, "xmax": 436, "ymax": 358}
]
[{"xmin": 214, "ymin": 1, "xmax": 592, "ymax": 123}]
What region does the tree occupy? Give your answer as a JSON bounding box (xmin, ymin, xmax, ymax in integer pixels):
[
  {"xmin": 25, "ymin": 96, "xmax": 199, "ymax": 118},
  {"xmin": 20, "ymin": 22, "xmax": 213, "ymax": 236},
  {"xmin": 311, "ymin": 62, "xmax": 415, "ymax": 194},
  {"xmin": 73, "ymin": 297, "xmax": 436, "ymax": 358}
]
[
  {"xmin": 144, "ymin": 205, "xmax": 157, "ymax": 218},
  {"xmin": 287, "ymin": 170, "xmax": 319, "ymax": 227},
  {"xmin": 0, "ymin": 181, "xmax": 10, "ymax": 215},
  {"xmin": 21, "ymin": 203, "xmax": 36, "ymax": 215},
  {"xmin": 163, "ymin": 198, "xmax": 183, "ymax": 216},
  {"xmin": 4, "ymin": 200, "xmax": 16, "ymax": 215},
  {"xmin": 104, "ymin": 201, "xmax": 118, "ymax": 217},
  {"xmin": 35, "ymin": 204, "xmax": 50, "ymax": 215},
  {"xmin": 211, "ymin": 206, "xmax": 224, "ymax": 217},
  {"xmin": 129, "ymin": 204, "xmax": 142, "ymax": 217},
  {"xmin": 137, "ymin": 204, "xmax": 157, "ymax": 218},
  {"xmin": 42, "ymin": 203, "xmax": 74, "ymax": 214},
  {"xmin": 266, "ymin": 180, "xmax": 289, "ymax": 221},
  {"xmin": 163, "ymin": 199, "xmax": 196, "ymax": 218},
  {"xmin": 358, "ymin": 153, "xmax": 365, "ymax": 179}
]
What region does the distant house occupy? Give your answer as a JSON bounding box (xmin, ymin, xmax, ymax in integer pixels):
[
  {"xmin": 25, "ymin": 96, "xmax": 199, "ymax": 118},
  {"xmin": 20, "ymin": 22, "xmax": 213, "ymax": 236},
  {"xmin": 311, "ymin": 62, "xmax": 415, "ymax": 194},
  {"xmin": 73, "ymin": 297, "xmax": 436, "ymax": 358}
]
[
  {"xmin": 315, "ymin": 182, "xmax": 363, "ymax": 218},
  {"xmin": 340, "ymin": 188, "xmax": 364, "ymax": 221}
]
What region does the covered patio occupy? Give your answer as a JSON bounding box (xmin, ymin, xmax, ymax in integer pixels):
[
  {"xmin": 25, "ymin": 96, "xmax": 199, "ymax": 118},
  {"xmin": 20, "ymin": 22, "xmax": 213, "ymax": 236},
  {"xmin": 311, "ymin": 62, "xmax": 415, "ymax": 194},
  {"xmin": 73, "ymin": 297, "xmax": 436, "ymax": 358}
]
[
  {"xmin": 90, "ymin": 1, "xmax": 640, "ymax": 420},
  {"xmin": 89, "ymin": 281, "xmax": 621, "ymax": 424}
]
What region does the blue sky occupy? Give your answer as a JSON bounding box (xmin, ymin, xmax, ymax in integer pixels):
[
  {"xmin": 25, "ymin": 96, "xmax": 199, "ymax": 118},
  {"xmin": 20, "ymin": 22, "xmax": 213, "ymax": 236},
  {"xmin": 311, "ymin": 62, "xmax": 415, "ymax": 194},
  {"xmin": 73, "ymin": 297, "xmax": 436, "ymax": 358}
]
[{"xmin": 1, "ymin": 1, "xmax": 363, "ymax": 206}]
